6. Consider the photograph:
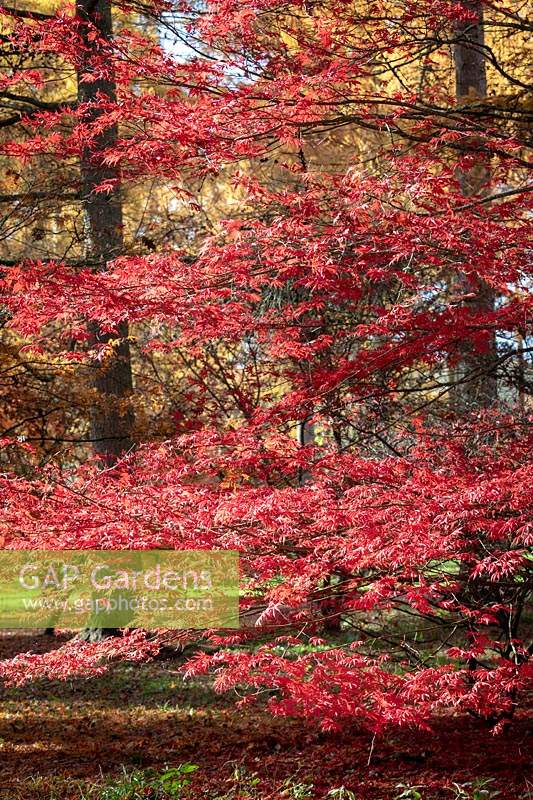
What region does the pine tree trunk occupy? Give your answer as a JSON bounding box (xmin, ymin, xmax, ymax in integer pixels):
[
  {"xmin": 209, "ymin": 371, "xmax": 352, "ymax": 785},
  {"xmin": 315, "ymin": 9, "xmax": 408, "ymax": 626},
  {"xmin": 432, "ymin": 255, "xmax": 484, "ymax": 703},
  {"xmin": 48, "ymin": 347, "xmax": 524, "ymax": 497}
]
[{"xmin": 451, "ymin": 0, "xmax": 497, "ymax": 409}]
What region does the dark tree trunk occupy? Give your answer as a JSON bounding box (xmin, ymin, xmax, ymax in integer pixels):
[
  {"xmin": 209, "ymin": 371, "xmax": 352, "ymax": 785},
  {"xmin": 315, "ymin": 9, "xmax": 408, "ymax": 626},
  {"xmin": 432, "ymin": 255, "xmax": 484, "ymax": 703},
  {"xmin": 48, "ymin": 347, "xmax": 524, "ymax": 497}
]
[
  {"xmin": 77, "ymin": 0, "xmax": 134, "ymax": 461},
  {"xmin": 451, "ymin": 0, "xmax": 497, "ymax": 410},
  {"xmin": 76, "ymin": 0, "xmax": 134, "ymax": 640}
]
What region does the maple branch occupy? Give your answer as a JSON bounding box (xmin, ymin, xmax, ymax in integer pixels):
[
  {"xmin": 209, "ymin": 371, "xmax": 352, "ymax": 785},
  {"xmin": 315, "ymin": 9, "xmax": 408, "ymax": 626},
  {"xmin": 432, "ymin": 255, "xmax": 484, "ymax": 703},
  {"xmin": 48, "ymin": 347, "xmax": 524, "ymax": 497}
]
[
  {"xmin": 0, "ymin": 113, "xmax": 21, "ymax": 129},
  {"xmin": 0, "ymin": 92, "xmax": 76, "ymax": 111},
  {"xmin": 452, "ymin": 185, "xmax": 533, "ymax": 211}
]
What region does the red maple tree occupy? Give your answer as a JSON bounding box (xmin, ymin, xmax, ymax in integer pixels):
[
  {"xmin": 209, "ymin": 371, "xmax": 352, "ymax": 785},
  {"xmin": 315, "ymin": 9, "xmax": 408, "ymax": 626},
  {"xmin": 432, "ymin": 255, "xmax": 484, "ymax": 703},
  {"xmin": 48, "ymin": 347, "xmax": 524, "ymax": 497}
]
[{"xmin": 0, "ymin": 0, "xmax": 531, "ymax": 733}]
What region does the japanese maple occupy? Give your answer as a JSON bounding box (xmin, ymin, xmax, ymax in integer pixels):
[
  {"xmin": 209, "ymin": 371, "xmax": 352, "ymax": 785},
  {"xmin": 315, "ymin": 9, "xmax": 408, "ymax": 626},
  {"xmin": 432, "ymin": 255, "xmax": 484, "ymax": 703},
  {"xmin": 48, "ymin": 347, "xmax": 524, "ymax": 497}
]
[{"xmin": 0, "ymin": 0, "xmax": 531, "ymax": 732}]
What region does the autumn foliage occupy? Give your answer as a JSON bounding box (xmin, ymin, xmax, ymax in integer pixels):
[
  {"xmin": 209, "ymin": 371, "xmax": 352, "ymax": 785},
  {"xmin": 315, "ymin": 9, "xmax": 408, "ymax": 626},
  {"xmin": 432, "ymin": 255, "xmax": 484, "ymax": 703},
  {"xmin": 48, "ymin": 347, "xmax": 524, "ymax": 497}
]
[{"xmin": 0, "ymin": 0, "xmax": 531, "ymax": 734}]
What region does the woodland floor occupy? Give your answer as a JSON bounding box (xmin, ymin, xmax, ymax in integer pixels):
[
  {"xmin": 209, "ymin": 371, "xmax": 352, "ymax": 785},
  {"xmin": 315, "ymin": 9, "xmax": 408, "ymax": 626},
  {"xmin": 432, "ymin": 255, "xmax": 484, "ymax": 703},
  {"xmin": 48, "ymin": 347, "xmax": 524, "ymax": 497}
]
[{"xmin": 0, "ymin": 632, "xmax": 531, "ymax": 800}]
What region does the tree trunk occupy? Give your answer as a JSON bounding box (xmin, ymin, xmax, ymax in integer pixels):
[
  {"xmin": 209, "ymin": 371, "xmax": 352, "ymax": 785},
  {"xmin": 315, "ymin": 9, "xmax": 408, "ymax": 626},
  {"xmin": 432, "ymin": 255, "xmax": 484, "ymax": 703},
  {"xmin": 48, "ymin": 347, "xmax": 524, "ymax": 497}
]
[
  {"xmin": 77, "ymin": 0, "xmax": 134, "ymax": 462},
  {"xmin": 453, "ymin": 4, "xmax": 509, "ymax": 713},
  {"xmin": 451, "ymin": 0, "xmax": 497, "ymax": 410},
  {"xmin": 77, "ymin": 0, "xmax": 133, "ymax": 641}
]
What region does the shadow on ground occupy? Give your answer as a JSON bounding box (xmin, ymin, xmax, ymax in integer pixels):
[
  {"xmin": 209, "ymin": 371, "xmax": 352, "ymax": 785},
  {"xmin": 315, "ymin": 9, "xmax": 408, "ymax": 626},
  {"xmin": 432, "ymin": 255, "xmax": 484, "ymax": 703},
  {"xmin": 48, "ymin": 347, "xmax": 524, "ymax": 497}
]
[{"xmin": 0, "ymin": 632, "xmax": 531, "ymax": 799}]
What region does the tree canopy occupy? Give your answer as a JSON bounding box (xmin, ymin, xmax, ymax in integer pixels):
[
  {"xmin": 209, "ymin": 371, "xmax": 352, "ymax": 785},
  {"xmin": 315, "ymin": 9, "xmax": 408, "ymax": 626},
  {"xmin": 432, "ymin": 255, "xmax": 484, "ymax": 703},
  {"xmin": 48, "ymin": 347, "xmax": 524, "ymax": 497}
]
[{"xmin": 0, "ymin": 0, "xmax": 531, "ymax": 734}]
